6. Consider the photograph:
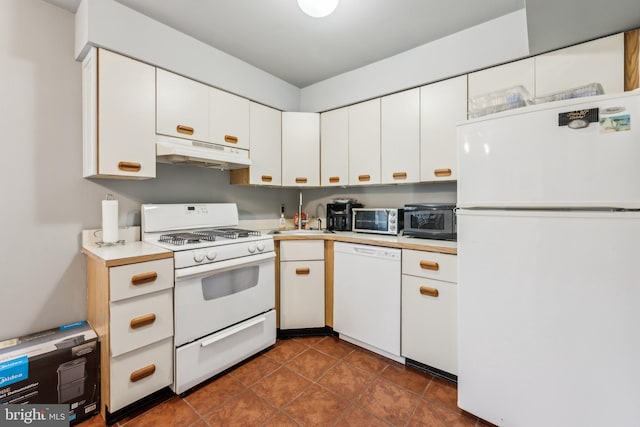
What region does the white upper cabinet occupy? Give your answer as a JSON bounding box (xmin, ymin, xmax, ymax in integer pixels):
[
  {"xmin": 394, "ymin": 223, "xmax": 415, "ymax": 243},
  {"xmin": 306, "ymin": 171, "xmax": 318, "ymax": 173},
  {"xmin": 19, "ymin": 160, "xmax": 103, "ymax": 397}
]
[
  {"xmin": 381, "ymin": 88, "xmax": 420, "ymax": 184},
  {"xmin": 535, "ymin": 33, "xmax": 624, "ymax": 96},
  {"xmin": 82, "ymin": 48, "xmax": 156, "ymax": 179},
  {"xmin": 348, "ymin": 99, "xmax": 381, "ymax": 186},
  {"xmin": 420, "ymin": 75, "xmax": 467, "ymax": 182},
  {"xmin": 209, "ymin": 87, "xmax": 250, "ymax": 149},
  {"xmin": 282, "ymin": 112, "xmax": 320, "ymax": 187},
  {"xmin": 468, "ymin": 57, "xmax": 535, "ymax": 101},
  {"xmin": 320, "ymin": 107, "xmax": 349, "ymax": 187},
  {"xmin": 156, "ymin": 69, "xmax": 209, "ymax": 143},
  {"xmin": 230, "ymin": 102, "xmax": 281, "ymax": 186}
]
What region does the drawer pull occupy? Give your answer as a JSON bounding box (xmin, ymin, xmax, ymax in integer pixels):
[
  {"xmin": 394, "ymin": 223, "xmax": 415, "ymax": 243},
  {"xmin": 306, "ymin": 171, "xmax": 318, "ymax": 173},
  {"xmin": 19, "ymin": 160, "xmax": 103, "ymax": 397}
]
[
  {"xmin": 419, "ymin": 260, "xmax": 439, "ymax": 271},
  {"xmin": 131, "ymin": 272, "xmax": 158, "ymax": 286},
  {"xmin": 392, "ymin": 172, "xmax": 407, "ymax": 180},
  {"xmin": 130, "ymin": 364, "xmax": 156, "ymax": 383},
  {"xmin": 295, "ymin": 177, "xmax": 308, "ymax": 184},
  {"xmin": 225, "ymin": 135, "xmax": 238, "ymax": 144},
  {"xmin": 419, "ymin": 286, "xmax": 439, "ymax": 298},
  {"xmin": 176, "ymin": 125, "xmax": 194, "ymax": 135},
  {"xmin": 261, "ymin": 175, "xmax": 273, "ymax": 183},
  {"xmin": 296, "ymin": 267, "xmax": 310, "ymax": 275},
  {"xmin": 329, "ymin": 176, "xmax": 340, "ymax": 183},
  {"xmin": 130, "ymin": 313, "xmax": 156, "ymax": 329},
  {"xmin": 118, "ymin": 162, "xmax": 141, "ymax": 172},
  {"xmin": 434, "ymin": 168, "xmax": 452, "ymax": 177},
  {"xmin": 201, "ymin": 316, "xmax": 266, "ymax": 347},
  {"xmin": 358, "ymin": 174, "xmax": 371, "ymax": 182}
]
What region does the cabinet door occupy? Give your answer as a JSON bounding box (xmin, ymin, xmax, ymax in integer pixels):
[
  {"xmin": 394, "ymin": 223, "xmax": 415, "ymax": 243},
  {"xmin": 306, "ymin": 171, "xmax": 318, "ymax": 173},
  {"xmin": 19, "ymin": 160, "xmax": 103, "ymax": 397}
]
[
  {"xmin": 282, "ymin": 112, "xmax": 320, "ymax": 186},
  {"xmin": 535, "ymin": 33, "xmax": 624, "ymax": 96},
  {"xmin": 420, "ymin": 76, "xmax": 467, "ymax": 182},
  {"xmin": 280, "ymin": 260, "xmax": 325, "ymax": 329},
  {"xmin": 209, "ymin": 87, "xmax": 250, "ymax": 149},
  {"xmin": 320, "ymin": 108, "xmax": 349, "ymax": 186},
  {"xmin": 246, "ymin": 102, "xmax": 282, "ymax": 185},
  {"xmin": 91, "ymin": 48, "xmax": 156, "ymax": 178},
  {"xmin": 468, "ymin": 57, "xmax": 535, "ymax": 100},
  {"xmin": 348, "ymin": 99, "xmax": 381, "ymax": 185},
  {"xmin": 381, "ymin": 88, "xmax": 420, "ymax": 184},
  {"xmin": 156, "ymin": 68, "xmax": 209, "ymax": 142},
  {"xmin": 402, "ymin": 274, "xmax": 457, "ymax": 375}
]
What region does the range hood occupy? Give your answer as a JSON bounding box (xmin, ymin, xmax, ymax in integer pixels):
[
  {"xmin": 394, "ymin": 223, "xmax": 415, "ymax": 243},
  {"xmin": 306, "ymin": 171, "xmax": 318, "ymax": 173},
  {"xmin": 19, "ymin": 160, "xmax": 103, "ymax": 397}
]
[{"xmin": 156, "ymin": 135, "xmax": 251, "ymax": 170}]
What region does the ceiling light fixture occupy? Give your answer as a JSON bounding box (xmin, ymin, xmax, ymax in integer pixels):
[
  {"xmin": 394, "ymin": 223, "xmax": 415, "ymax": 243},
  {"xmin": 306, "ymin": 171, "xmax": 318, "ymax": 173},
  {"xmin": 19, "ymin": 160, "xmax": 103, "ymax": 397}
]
[{"xmin": 297, "ymin": 0, "xmax": 339, "ymax": 18}]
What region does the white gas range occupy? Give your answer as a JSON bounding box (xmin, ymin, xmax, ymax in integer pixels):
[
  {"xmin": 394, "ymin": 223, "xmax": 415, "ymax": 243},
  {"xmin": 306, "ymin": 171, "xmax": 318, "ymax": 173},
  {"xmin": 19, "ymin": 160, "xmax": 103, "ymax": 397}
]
[{"xmin": 141, "ymin": 203, "xmax": 276, "ymax": 395}]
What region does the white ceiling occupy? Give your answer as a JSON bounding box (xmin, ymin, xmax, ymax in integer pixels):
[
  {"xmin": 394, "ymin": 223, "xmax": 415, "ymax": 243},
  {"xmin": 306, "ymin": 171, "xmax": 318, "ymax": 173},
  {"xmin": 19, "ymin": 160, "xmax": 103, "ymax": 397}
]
[{"xmin": 45, "ymin": 0, "xmax": 640, "ymax": 88}]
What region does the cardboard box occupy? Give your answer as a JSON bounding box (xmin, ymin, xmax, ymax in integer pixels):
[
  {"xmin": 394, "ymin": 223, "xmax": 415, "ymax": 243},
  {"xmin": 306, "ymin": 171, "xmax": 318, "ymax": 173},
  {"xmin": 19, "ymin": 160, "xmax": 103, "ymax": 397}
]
[{"xmin": 0, "ymin": 321, "xmax": 100, "ymax": 425}]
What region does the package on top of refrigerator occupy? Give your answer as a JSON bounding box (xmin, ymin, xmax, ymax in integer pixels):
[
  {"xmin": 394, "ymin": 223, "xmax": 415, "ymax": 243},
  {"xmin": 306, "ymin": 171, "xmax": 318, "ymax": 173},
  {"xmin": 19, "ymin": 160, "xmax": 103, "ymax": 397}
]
[{"xmin": 0, "ymin": 321, "xmax": 100, "ymax": 425}]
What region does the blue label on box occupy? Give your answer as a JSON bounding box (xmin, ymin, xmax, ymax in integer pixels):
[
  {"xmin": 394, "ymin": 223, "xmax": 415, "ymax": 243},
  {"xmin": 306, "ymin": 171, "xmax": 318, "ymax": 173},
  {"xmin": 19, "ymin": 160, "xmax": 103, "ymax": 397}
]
[
  {"xmin": 59, "ymin": 321, "xmax": 86, "ymax": 331},
  {"xmin": 0, "ymin": 355, "xmax": 28, "ymax": 387}
]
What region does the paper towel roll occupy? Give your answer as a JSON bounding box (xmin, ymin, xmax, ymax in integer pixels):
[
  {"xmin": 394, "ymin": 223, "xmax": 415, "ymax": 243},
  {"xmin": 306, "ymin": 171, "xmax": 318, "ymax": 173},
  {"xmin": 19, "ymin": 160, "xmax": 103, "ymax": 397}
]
[{"xmin": 102, "ymin": 196, "xmax": 119, "ymax": 243}]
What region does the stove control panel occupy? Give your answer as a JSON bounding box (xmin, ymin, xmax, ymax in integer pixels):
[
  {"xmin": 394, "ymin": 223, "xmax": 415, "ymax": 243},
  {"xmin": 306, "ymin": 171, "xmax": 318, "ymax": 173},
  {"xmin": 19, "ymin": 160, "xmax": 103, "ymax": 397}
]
[{"xmin": 185, "ymin": 205, "xmax": 209, "ymax": 215}]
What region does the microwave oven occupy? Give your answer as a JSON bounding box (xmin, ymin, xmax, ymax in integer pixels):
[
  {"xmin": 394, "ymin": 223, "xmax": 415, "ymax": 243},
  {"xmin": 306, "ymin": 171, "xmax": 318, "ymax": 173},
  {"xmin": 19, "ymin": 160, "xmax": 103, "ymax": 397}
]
[
  {"xmin": 403, "ymin": 204, "xmax": 457, "ymax": 241},
  {"xmin": 352, "ymin": 208, "xmax": 404, "ymax": 235}
]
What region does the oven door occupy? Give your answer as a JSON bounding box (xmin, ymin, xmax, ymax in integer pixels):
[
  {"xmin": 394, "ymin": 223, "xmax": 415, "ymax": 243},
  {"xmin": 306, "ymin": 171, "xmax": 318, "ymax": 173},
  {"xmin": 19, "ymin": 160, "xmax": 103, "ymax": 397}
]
[
  {"xmin": 353, "ymin": 210, "xmax": 390, "ymax": 234},
  {"xmin": 174, "ymin": 252, "xmax": 275, "ymax": 347}
]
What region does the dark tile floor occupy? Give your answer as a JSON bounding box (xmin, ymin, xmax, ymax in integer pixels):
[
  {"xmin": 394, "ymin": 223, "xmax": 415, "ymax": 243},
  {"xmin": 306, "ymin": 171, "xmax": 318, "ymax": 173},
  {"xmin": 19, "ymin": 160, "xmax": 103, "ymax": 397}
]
[{"xmin": 79, "ymin": 336, "xmax": 486, "ymax": 426}]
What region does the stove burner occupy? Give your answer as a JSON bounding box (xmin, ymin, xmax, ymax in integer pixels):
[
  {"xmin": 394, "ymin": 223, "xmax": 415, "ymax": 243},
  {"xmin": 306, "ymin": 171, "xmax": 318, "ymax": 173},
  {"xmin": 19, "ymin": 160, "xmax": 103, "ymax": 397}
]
[{"xmin": 159, "ymin": 232, "xmax": 201, "ymax": 245}]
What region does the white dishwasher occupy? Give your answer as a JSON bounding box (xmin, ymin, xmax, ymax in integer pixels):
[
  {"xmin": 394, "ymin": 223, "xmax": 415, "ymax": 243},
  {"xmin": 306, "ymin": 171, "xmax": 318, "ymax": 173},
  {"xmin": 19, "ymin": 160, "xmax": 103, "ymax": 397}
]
[{"xmin": 333, "ymin": 242, "xmax": 403, "ymax": 362}]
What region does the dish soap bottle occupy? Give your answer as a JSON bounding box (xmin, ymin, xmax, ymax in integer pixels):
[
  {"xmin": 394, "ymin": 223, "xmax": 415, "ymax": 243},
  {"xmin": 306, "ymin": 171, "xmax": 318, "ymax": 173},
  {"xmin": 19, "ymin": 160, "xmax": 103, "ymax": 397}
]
[{"xmin": 279, "ymin": 206, "xmax": 286, "ymax": 231}]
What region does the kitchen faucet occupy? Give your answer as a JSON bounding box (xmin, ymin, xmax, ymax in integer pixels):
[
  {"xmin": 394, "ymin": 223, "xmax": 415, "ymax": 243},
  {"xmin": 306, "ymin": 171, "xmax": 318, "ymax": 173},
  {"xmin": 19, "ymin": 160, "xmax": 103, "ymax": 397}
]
[{"xmin": 298, "ymin": 191, "xmax": 303, "ymax": 230}]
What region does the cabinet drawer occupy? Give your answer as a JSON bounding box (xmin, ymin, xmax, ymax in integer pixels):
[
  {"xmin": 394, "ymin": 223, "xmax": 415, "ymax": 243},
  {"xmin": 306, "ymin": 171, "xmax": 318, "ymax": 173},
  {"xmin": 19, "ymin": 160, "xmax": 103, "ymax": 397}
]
[
  {"xmin": 280, "ymin": 240, "xmax": 324, "ymax": 261},
  {"xmin": 109, "ymin": 337, "xmax": 173, "ymax": 412},
  {"xmin": 402, "ymin": 249, "xmax": 456, "ymax": 282},
  {"xmin": 110, "ymin": 259, "xmax": 173, "ymax": 302},
  {"xmin": 110, "ymin": 288, "xmax": 173, "ymax": 357},
  {"xmin": 280, "ymin": 260, "xmax": 325, "ymax": 329},
  {"xmin": 401, "ymin": 275, "xmax": 457, "ymax": 375}
]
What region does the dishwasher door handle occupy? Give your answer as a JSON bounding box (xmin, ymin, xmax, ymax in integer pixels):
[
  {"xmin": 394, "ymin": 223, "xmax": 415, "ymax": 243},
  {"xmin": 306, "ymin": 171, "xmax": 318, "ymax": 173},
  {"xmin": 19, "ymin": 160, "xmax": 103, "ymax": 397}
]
[{"xmin": 353, "ymin": 247, "xmax": 378, "ymax": 256}]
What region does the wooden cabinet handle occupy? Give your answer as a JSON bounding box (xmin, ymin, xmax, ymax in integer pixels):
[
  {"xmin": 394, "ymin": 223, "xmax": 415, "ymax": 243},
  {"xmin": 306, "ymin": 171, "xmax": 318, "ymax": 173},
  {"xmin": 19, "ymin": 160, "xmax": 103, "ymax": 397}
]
[
  {"xmin": 131, "ymin": 272, "xmax": 158, "ymax": 286},
  {"xmin": 130, "ymin": 313, "xmax": 156, "ymax": 329},
  {"xmin": 224, "ymin": 135, "xmax": 238, "ymax": 144},
  {"xmin": 329, "ymin": 176, "xmax": 340, "ymax": 183},
  {"xmin": 296, "ymin": 267, "xmax": 310, "ymax": 275},
  {"xmin": 420, "ymin": 260, "xmax": 439, "ymax": 271},
  {"xmin": 130, "ymin": 364, "xmax": 156, "ymax": 383},
  {"xmin": 419, "ymin": 286, "xmax": 439, "ymax": 298},
  {"xmin": 434, "ymin": 168, "xmax": 452, "ymax": 177},
  {"xmin": 358, "ymin": 174, "xmax": 371, "ymax": 182},
  {"xmin": 176, "ymin": 125, "xmax": 194, "ymax": 135},
  {"xmin": 118, "ymin": 162, "xmax": 141, "ymax": 172},
  {"xmin": 295, "ymin": 177, "xmax": 308, "ymax": 184},
  {"xmin": 261, "ymin": 175, "xmax": 273, "ymax": 183},
  {"xmin": 392, "ymin": 172, "xmax": 407, "ymax": 180}
]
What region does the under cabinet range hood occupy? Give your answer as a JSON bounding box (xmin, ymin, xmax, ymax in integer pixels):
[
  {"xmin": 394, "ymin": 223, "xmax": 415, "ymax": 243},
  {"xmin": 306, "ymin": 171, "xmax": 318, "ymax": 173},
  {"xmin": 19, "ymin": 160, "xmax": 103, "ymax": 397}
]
[{"xmin": 156, "ymin": 135, "xmax": 251, "ymax": 170}]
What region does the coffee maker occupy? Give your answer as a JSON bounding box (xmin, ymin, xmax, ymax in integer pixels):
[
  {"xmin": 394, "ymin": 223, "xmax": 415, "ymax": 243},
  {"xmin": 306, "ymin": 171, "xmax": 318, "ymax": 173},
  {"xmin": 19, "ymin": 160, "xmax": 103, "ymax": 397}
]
[{"xmin": 327, "ymin": 202, "xmax": 363, "ymax": 231}]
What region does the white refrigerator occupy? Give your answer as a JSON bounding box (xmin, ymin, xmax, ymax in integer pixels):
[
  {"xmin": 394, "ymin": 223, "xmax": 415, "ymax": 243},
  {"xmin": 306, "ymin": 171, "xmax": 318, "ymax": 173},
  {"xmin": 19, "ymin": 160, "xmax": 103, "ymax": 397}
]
[{"xmin": 457, "ymin": 91, "xmax": 640, "ymax": 427}]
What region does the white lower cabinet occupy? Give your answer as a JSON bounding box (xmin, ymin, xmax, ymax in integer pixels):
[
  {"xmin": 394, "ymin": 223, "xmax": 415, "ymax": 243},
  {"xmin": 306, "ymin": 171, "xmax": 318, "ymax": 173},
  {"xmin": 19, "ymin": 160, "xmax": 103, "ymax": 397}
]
[
  {"xmin": 401, "ymin": 249, "xmax": 457, "ymax": 375},
  {"xmin": 279, "ymin": 241, "xmax": 325, "ymax": 329}
]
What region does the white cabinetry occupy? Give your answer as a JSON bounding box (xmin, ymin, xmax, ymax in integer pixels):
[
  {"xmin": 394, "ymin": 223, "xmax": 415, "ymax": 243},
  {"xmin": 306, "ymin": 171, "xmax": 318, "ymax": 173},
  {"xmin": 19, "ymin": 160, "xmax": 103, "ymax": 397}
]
[
  {"xmin": 85, "ymin": 250, "xmax": 174, "ymax": 416},
  {"xmin": 381, "ymin": 88, "xmax": 420, "ymax": 184},
  {"xmin": 156, "ymin": 68, "xmax": 209, "ymax": 142},
  {"xmin": 230, "ymin": 102, "xmax": 282, "ymax": 185},
  {"xmin": 468, "ymin": 58, "xmax": 535, "ymax": 100},
  {"xmin": 420, "ymin": 75, "xmax": 467, "ymax": 182},
  {"xmin": 401, "ymin": 249, "xmax": 457, "ymax": 375},
  {"xmin": 320, "ymin": 107, "xmax": 349, "ymax": 186},
  {"xmin": 82, "ymin": 48, "xmax": 156, "ymax": 179},
  {"xmin": 209, "ymin": 87, "xmax": 250, "ymax": 149},
  {"xmin": 282, "ymin": 112, "xmax": 320, "ymax": 187},
  {"xmin": 535, "ymin": 33, "xmax": 624, "ymax": 96},
  {"xmin": 279, "ymin": 241, "xmax": 325, "ymax": 329},
  {"xmin": 348, "ymin": 99, "xmax": 381, "ymax": 185}
]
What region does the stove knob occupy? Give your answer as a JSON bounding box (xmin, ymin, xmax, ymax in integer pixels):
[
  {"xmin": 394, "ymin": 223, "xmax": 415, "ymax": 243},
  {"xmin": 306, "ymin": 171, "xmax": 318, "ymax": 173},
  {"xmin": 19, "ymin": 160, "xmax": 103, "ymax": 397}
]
[
  {"xmin": 194, "ymin": 253, "xmax": 205, "ymax": 263},
  {"xmin": 248, "ymin": 243, "xmax": 257, "ymax": 253},
  {"xmin": 206, "ymin": 251, "xmax": 217, "ymax": 261},
  {"xmin": 257, "ymin": 242, "xmax": 265, "ymax": 252}
]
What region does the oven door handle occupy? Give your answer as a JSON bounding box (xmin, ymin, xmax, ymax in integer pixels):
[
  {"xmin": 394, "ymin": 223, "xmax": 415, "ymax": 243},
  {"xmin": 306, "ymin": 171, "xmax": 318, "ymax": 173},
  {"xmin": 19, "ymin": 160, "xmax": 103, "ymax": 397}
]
[
  {"xmin": 175, "ymin": 252, "xmax": 275, "ymax": 281},
  {"xmin": 200, "ymin": 315, "xmax": 267, "ymax": 348}
]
